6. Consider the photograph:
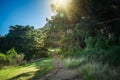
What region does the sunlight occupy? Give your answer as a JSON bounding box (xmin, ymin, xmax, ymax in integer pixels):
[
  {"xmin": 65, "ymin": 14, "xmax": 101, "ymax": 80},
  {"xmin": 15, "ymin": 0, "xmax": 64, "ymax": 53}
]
[
  {"xmin": 52, "ymin": 0, "xmax": 69, "ymax": 8},
  {"xmin": 59, "ymin": 0, "xmax": 67, "ymax": 6}
]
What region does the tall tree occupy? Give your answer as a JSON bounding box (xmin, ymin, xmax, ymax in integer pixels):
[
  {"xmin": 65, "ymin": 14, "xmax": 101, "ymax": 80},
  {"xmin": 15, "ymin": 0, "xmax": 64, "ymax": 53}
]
[{"xmin": 0, "ymin": 25, "xmax": 48, "ymax": 60}]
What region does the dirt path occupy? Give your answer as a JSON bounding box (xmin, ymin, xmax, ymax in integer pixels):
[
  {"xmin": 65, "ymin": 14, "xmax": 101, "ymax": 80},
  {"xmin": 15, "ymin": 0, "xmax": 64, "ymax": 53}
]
[{"xmin": 40, "ymin": 56, "xmax": 83, "ymax": 80}]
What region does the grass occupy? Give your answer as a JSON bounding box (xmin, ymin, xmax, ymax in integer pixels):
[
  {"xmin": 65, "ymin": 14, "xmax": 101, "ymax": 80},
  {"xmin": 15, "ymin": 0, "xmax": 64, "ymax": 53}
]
[
  {"xmin": 0, "ymin": 58, "xmax": 53, "ymax": 80},
  {"xmin": 62, "ymin": 57, "xmax": 120, "ymax": 80},
  {"xmin": 62, "ymin": 57, "xmax": 86, "ymax": 69},
  {"xmin": 79, "ymin": 62, "xmax": 120, "ymax": 80}
]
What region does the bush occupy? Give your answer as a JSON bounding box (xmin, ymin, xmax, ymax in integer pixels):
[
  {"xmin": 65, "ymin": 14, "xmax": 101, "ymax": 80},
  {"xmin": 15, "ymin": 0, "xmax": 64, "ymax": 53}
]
[
  {"xmin": 62, "ymin": 46, "xmax": 82, "ymax": 57},
  {"xmin": 6, "ymin": 48, "xmax": 24, "ymax": 65},
  {"xmin": 6, "ymin": 48, "xmax": 17, "ymax": 55},
  {"xmin": 103, "ymin": 46, "xmax": 120, "ymax": 66},
  {"xmin": 6, "ymin": 48, "xmax": 17, "ymax": 65},
  {"xmin": 14, "ymin": 53, "xmax": 24, "ymax": 64},
  {"xmin": 94, "ymin": 35, "xmax": 109, "ymax": 50},
  {"xmin": 0, "ymin": 53, "xmax": 6, "ymax": 67},
  {"xmin": 85, "ymin": 37, "xmax": 95, "ymax": 49},
  {"xmin": 80, "ymin": 48, "xmax": 106, "ymax": 63}
]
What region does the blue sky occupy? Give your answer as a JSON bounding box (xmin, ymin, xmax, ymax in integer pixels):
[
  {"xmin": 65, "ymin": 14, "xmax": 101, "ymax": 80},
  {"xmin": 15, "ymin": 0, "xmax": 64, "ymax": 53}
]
[{"xmin": 0, "ymin": 0, "xmax": 53, "ymax": 35}]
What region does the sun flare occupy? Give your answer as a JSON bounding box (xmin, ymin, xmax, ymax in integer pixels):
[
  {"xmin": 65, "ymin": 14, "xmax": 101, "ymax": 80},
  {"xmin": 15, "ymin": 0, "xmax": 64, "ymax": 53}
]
[
  {"xmin": 53, "ymin": 0, "xmax": 69, "ymax": 8},
  {"xmin": 59, "ymin": 0, "xmax": 67, "ymax": 5}
]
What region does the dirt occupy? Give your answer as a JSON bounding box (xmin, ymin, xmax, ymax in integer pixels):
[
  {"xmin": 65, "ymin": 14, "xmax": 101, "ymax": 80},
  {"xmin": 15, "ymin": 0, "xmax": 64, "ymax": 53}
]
[{"xmin": 40, "ymin": 57, "xmax": 83, "ymax": 80}]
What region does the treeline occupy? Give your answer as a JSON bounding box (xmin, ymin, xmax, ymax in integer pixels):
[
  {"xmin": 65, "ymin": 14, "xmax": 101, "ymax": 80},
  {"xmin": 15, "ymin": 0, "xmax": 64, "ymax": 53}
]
[{"xmin": 0, "ymin": 25, "xmax": 49, "ymax": 63}]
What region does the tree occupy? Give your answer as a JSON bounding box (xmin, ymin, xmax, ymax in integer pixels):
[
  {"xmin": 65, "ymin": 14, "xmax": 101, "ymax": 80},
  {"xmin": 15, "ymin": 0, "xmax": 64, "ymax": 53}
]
[
  {"xmin": 48, "ymin": 0, "xmax": 120, "ymax": 57},
  {"xmin": 0, "ymin": 25, "xmax": 49, "ymax": 60}
]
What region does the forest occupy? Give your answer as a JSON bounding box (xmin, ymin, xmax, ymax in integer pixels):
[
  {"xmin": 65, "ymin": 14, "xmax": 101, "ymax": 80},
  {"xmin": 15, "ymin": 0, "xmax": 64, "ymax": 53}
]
[{"xmin": 0, "ymin": 0, "xmax": 120, "ymax": 80}]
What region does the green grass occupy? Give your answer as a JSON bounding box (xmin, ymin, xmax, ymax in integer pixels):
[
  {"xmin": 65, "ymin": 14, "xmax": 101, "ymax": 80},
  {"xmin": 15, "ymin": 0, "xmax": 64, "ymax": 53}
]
[
  {"xmin": 0, "ymin": 58, "xmax": 53, "ymax": 80},
  {"xmin": 79, "ymin": 62, "xmax": 120, "ymax": 80},
  {"xmin": 62, "ymin": 57, "xmax": 120, "ymax": 80}
]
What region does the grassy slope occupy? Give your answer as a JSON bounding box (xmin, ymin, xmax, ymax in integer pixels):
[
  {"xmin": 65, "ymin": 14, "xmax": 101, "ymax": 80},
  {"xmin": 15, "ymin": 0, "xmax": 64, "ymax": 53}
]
[{"xmin": 0, "ymin": 58, "xmax": 53, "ymax": 80}]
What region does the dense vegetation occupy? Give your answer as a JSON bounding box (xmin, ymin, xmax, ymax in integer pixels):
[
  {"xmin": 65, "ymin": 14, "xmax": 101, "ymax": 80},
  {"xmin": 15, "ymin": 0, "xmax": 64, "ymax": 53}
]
[
  {"xmin": 0, "ymin": 25, "xmax": 48, "ymax": 60},
  {"xmin": 0, "ymin": 0, "xmax": 120, "ymax": 80},
  {"xmin": 49, "ymin": 0, "xmax": 120, "ymax": 80}
]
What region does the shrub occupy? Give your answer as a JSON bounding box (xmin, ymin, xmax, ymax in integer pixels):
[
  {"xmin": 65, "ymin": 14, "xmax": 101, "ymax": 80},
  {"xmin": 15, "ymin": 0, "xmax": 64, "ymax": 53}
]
[
  {"xmin": 0, "ymin": 53, "xmax": 6, "ymax": 66},
  {"xmin": 94, "ymin": 35, "xmax": 109, "ymax": 50},
  {"xmin": 6, "ymin": 48, "xmax": 17, "ymax": 65},
  {"xmin": 6, "ymin": 48, "xmax": 24, "ymax": 65},
  {"xmin": 6, "ymin": 48, "xmax": 17, "ymax": 55},
  {"xmin": 14, "ymin": 53, "xmax": 24, "ymax": 64},
  {"xmin": 62, "ymin": 46, "xmax": 82, "ymax": 57},
  {"xmin": 81, "ymin": 48, "xmax": 106, "ymax": 63},
  {"xmin": 103, "ymin": 46, "xmax": 120, "ymax": 66},
  {"xmin": 85, "ymin": 37, "xmax": 95, "ymax": 49}
]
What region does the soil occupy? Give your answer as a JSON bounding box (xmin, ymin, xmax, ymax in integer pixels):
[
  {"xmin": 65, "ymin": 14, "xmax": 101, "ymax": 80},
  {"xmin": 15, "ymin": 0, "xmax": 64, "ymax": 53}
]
[{"xmin": 40, "ymin": 56, "xmax": 83, "ymax": 80}]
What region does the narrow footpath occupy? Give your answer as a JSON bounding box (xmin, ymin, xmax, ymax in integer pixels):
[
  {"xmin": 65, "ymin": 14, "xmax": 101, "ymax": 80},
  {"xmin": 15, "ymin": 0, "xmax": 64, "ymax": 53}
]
[{"xmin": 40, "ymin": 54, "xmax": 83, "ymax": 80}]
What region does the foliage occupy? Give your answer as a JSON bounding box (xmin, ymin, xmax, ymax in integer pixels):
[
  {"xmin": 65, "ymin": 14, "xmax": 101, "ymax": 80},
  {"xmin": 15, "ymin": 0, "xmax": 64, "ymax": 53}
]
[
  {"xmin": 6, "ymin": 48, "xmax": 17, "ymax": 55},
  {"xmin": 62, "ymin": 45, "xmax": 82, "ymax": 57},
  {"xmin": 0, "ymin": 25, "xmax": 49, "ymax": 60},
  {"xmin": 30, "ymin": 47, "xmax": 48, "ymax": 60},
  {"xmin": 94, "ymin": 35, "xmax": 109, "ymax": 50},
  {"xmin": 85, "ymin": 37, "xmax": 95, "ymax": 49},
  {"xmin": 0, "ymin": 0, "xmax": 120, "ymax": 79},
  {"xmin": 0, "ymin": 48, "xmax": 24, "ymax": 67},
  {"xmin": 0, "ymin": 53, "xmax": 6, "ymax": 67},
  {"xmin": 62, "ymin": 34, "xmax": 120, "ymax": 79},
  {"xmin": 6, "ymin": 48, "xmax": 18, "ymax": 65},
  {"xmin": 50, "ymin": 0, "xmax": 120, "ymax": 50},
  {"xmin": 103, "ymin": 46, "xmax": 120, "ymax": 66}
]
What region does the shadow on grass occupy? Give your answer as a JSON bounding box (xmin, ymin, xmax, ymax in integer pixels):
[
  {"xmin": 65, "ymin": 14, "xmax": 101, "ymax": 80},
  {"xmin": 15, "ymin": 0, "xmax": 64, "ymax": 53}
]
[
  {"xmin": 8, "ymin": 71, "xmax": 34, "ymax": 80},
  {"xmin": 8, "ymin": 58, "xmax": 53, "ymax": 80},
  {"xmin": 29, "ymin": 59, "xmax": 54, "ymax": 80}
]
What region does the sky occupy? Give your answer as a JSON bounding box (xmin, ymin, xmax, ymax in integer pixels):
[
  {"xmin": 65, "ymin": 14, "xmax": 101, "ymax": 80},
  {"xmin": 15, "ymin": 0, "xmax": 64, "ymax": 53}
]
[{"xmin": 0, "ymin": 0, "xmax": 53, "ymax": 35}]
